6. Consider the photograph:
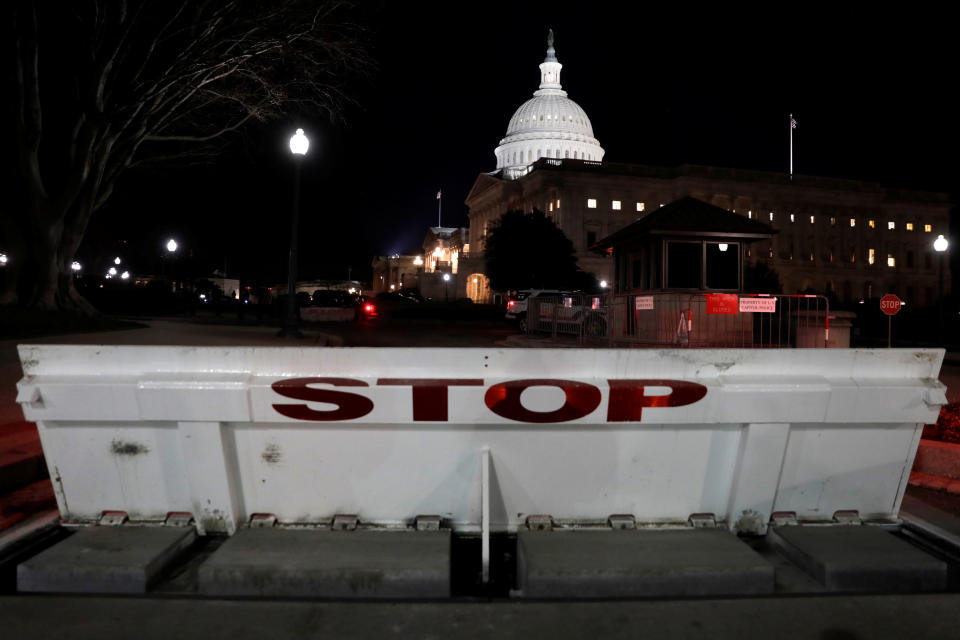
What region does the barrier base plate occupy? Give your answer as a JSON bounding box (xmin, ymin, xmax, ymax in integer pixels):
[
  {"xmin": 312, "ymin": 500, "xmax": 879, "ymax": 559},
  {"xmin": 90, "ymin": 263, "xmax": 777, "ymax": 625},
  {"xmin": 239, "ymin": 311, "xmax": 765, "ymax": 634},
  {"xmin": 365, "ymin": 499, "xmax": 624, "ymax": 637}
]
[
  {"xmin": 197, "ymin": 528, "xmax": 451, "ymax": 598},
  {"xmin": 517, "ymin": 529, "xmax": 774, "ymax": 598},
  {"xmin": 767, "ymin": 525, "xmax": 947, "ymax": 591},
  {"xmin": 17, "ymin": 525, "xmax": 195, "ymax": 594}
]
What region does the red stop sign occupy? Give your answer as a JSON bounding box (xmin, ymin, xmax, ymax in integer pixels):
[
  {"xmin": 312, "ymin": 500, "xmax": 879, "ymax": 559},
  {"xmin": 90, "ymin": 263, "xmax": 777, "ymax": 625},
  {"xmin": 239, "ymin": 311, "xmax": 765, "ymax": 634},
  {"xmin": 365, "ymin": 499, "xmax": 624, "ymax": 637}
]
[{"xmin": 880, "ymin": 294, "xmax": 902, "ymax": 315}]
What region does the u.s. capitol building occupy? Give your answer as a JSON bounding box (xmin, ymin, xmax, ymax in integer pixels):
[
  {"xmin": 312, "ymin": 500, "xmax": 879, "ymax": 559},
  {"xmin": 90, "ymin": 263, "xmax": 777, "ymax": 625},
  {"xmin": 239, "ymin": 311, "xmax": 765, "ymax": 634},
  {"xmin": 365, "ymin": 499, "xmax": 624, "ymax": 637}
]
[{"xmin": 459, "ymin": 33, "xmax": 951, "ymax": 305}]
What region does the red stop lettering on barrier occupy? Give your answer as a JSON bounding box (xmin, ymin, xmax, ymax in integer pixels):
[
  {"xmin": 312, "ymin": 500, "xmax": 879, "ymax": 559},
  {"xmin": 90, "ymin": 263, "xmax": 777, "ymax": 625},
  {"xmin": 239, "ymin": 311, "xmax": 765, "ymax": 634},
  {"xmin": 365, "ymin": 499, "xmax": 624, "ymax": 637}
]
[
  {"xmin": 377, "ymin": 378, "xmax": 484, "ymax": 421},
  {"xmin": 272, "ymin": 377, "xmax": 374, "ymax": 421},
  {"xmin": 485, "ymin": 379, "xmax": 602, "ymax": 423},
  {"xmin": 606, "ymin": 380, "xmax": 708, "ymax": 422}
]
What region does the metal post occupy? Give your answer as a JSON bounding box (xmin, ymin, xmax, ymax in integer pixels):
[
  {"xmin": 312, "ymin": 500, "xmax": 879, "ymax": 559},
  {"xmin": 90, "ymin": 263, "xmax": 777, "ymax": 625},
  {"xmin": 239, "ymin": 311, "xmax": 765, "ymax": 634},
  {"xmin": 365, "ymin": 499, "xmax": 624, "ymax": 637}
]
[
  {"xmin": 938, "ymin": 252, "xmax": 945, "ymax": 346},
  {"xmin": 888, "ymin": 315, "xmax": 892, "ymax": 349},
  {"xmin": 279, "ymin": 158, "xmax": 303, "ymax": 338}
]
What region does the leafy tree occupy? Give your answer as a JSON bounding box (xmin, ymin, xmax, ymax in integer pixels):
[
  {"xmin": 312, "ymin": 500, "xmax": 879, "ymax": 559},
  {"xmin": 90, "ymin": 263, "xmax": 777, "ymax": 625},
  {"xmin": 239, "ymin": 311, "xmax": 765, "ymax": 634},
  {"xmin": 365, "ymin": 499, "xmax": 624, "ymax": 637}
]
[
  {"xmin": 743, "ymin": 260, "xmax": 782, "ymax": 294},
  {"xmin": 483, "ymin": 209, "xmax": 583, "ymax": 292},
  {"xmin": 4, "ymin": 0, "xmax": 370, "ymax": 311}
]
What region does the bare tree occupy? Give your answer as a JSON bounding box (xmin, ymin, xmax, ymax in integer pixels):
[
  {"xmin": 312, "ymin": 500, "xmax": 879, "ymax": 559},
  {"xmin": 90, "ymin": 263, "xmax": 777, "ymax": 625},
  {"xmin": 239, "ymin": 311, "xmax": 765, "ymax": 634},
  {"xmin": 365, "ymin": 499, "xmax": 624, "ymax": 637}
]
[{"xmin": 4, "ymin": 0, "xmax": 370, "ymax": 310}]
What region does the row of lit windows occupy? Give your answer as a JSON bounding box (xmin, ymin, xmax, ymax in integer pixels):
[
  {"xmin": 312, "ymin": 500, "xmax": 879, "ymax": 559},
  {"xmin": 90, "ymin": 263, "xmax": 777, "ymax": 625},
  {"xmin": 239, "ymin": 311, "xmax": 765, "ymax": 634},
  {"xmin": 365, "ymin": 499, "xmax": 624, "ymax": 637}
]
[
  {"xmin": 744, "ymin": 209, "xmax": 934, "ymax": 232},
  {"xmin": 587, "ymin": 199, "xmax": 660, "ymax": 211},
  {"xmin": 547, "ymin": 199, "xmax": 561, "ymax": 212},
  {"xmin": 516, "ymin": 113, "xmax": 585, "ymax": 125},
  {"xmin": 503, "ymin": 148, "xmax": 596, "ymax": 166},
  {"xmin": 759, "ymin": 244, "xmax": 933, "ymax": 269}
]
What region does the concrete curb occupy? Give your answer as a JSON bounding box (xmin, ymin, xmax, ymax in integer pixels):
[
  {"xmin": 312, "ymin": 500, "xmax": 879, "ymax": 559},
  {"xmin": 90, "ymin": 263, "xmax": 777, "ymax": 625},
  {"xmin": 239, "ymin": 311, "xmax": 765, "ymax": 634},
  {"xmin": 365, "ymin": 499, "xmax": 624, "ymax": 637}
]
[
  {"xmin": 913, "ymin": 439, "xmax": 960, "ymax": 480},
  {"xmin": 908, "ymin": 471, "xmax": 960, "ymax": 495}
]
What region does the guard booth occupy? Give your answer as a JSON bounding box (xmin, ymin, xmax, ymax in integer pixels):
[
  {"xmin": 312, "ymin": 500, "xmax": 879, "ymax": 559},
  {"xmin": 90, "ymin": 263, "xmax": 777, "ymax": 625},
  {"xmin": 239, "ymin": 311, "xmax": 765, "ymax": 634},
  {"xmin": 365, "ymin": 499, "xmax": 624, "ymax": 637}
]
[
  {"xmin": 587, "ymin": 198, "xmax": 838, "ymax": 347},
  {"xmin": 591, "ymin": 197, "xmax": 775, "ymax": 295},
  {"xmin": 14, "ymin": 344, "xmax": 948, "ymax": 597}
]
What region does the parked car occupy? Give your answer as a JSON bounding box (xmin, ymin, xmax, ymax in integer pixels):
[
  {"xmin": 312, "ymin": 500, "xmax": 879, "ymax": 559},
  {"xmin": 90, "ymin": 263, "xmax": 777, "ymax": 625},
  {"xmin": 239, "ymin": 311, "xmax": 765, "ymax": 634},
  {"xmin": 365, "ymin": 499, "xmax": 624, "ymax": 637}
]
[
  {"xmin": 300, "ymin": 289, "xmax": 357, "ymax": 323},
  {"xmin": 504, "ymin": 289, "xmax": 562, "ymax": 332}
]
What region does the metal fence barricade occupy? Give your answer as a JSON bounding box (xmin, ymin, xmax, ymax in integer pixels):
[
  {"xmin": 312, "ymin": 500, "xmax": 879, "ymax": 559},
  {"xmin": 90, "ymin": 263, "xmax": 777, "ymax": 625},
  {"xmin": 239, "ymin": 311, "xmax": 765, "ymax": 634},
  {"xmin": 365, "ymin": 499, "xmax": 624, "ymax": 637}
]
[{"xmin": 530, "ymin": 293, "xmax": 831, "ymax": 348}]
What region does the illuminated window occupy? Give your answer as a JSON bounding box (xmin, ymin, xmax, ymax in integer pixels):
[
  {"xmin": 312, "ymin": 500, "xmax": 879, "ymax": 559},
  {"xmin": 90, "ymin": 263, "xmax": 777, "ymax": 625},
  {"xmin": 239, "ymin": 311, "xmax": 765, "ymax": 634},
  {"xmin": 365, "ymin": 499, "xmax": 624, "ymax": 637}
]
[
  {"xmin": 790, "ymin": 214, "xmax": 795, "ymax": 223},
  {"xmin": 810, "ymin": 215, "xmax": 815, "ymax": 224},
  {"xmin": 556, "ymin": 199, "xmax": 560, "ymax": 209},
  {"xmin": 587, "ymin": 198, "xmax": 597, "ymax": 209},
  {"xmin": 888, "ymin": 221, "xmax": 895, "ymax": 230},
  {"xmin": 887, "ymin": 254, "xmax": 896, "ymax": 267},
  {"xmin": 868, "ymin": 219, "xmax": 875, "ymax": 228},
  {"xmin": 830, "ymin": 217, "xmax": 836, "ymax": 226},
  {"xmin": 549, "ymin": 202, "xmax": 553, "ymax": 212},
  {"xmin": 906, "ymin": 222, "xmax": 914, "ymax": 231},
  {"xmin": 769, "ymin": 212, "xmax": 774, "ymax": 221},
  {"xmin": 924, "ymin": 224, "xmax": 932, "ymax": 232},
  {"xmin": 768, "ymin": 247, "xmax": 774, "ymax": 258},
  {"xmin": 868, "ymin": 248, "xmax": 875, "ymax": 264},
  {"xmin": 748, "ymin": 210, "xmax": 753, "ymax": 219},
  {"xmin": 850, "ymin": 218, "xmax": 856, "ymax": 227},
  {"xmin": 636, "ymin": 202, "xmax": 645, "ymax": 212},
  {"xmin": 612, "ymin": 200, "xmax": 621, "ymax": 210}
]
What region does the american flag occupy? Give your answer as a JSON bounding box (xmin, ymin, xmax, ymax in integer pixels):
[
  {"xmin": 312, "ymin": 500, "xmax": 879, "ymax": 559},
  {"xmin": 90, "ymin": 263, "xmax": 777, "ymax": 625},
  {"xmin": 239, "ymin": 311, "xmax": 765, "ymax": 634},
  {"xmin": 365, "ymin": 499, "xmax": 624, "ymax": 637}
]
[
  {"xmin": 790, "ymin": 117, "xmax": 797, "ymax": 129},
  {"xmin": 436, "ymin": 190, "xmax": 442, "ymax": 200}
]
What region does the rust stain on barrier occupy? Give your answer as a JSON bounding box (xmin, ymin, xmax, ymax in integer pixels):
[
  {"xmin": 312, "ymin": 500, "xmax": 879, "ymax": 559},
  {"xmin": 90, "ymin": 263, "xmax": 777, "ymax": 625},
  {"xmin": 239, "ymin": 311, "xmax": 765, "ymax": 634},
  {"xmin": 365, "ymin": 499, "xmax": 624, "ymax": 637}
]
[
  {"xmin": 110, "ymin": 440, "xmax": 150, "ymax": 455},
  {"xmin": 262, "ymin": 443, "xmax": 282, "ymax": 464}
]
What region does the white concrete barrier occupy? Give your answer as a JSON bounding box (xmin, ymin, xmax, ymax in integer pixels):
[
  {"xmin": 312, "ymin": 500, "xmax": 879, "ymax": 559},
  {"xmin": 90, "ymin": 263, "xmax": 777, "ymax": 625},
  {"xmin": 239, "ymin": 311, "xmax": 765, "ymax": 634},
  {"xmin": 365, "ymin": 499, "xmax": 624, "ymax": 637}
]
[{"xmin": 16, "ymin": 346, "xmax": 946, "ymax": 536}]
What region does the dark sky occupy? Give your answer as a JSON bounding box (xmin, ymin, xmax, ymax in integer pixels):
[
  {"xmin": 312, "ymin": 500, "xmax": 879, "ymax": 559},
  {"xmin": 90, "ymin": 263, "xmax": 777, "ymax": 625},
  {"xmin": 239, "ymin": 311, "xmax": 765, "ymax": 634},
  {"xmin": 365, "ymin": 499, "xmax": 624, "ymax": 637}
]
[{"xmin": 88, "ymin": 3, "xmax": 957, "ymax": 284}]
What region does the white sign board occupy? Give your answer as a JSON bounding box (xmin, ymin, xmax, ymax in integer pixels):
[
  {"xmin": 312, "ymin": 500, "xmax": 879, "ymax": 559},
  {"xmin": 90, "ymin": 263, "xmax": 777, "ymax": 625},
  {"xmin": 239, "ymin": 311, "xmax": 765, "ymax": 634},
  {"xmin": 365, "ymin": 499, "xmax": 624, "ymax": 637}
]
[
  {"xmin": 635, "ymin": 296, "xmax": 655, "ymax": 311},
  {"xmin": 739, "ymin": 297, "xmax": 777, "ymax": 313}
]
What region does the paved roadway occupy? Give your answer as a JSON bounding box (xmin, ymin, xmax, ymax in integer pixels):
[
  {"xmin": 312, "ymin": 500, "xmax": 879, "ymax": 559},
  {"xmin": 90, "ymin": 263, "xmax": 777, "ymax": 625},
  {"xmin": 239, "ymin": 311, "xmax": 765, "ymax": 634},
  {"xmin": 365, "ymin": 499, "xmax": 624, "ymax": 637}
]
[{"xmin": 2, "ymin": 316, "xmax": 960, "ymax": 638}]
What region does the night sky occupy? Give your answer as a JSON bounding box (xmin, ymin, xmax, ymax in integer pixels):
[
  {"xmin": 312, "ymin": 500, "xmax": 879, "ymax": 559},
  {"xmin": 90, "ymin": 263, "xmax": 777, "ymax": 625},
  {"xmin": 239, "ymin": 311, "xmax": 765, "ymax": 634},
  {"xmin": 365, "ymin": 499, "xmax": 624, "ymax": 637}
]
[{"xmin": 85, "ymin": 3, "xmax": 957, "ymax": 284}]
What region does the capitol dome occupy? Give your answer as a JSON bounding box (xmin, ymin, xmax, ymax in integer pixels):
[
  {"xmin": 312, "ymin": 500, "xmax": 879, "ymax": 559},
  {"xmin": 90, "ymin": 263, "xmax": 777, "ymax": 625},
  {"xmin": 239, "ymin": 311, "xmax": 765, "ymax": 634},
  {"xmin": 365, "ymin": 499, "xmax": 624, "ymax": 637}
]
[{"xmin": 495, "ymin": 31, "xmax": 604, "ymax": 179}]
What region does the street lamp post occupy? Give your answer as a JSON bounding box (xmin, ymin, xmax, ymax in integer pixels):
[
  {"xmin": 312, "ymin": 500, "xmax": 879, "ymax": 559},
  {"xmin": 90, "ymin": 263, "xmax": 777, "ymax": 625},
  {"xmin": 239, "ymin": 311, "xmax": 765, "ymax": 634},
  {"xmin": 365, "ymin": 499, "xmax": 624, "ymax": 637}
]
[
  {"xmin": 162, "ymin": 238, "xmax": 178, "ymax": 287},
  {"xmin": 279, "ymin": 128, "xmax": 309, "ymax": 338},
  {"xmin": 934, "ymin": 234, "xmax": 949, "ymax": 345},
  {"xmin": 443, "ymin": 272, "xmax": 451, "ymax": 302}
]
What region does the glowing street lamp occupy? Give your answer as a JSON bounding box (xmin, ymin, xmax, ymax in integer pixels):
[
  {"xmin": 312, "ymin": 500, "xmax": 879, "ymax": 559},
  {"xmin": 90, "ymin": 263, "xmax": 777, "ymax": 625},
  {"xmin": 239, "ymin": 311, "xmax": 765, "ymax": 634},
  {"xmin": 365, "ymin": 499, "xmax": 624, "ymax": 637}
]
[
  {"xmin": 120, "ymin": 270, "xmax": 130, "ymax": 280},
  {"xmin": 934, "ymin": 234, "xmax": 949, "ymax": 344},
  {"xmin": 599, "ymin": 280, "xmax": 608, "ymax": 289},
  {"xmin": 166, "ymin": 239, "xmax": 178, "ymax": 253},
  {"xmin": 0, "ymin": 253, "xmax": 8, "ymax": 266},
  {"xmin": 279, "ymin": 128, "xmax": 309, "ymax": 338},
  {"xmin": 442, "ymin": 272, "xmax": 451, "ymax": 302},
  {"xmin": 71, "ymin": 261, "xmax": 82, "ymax": 271},
  {"xmin": 114, "ymin": 256, "xmax": 121, "ymax": 265},
  {"xmin": 108, "ymin": 267, "xmax": 117, "ymax": 276}
]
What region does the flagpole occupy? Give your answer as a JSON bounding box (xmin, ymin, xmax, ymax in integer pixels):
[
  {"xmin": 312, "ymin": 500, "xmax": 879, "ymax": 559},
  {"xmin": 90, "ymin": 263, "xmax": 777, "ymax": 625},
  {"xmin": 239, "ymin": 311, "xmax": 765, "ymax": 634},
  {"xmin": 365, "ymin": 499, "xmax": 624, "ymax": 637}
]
[
  {"xmin": 789, "ymin": 113, "xmax": 794, "ymax": 181},
  {"xmin": 438, "ymin": 190, "xmax": 442, "ymax": 227}
]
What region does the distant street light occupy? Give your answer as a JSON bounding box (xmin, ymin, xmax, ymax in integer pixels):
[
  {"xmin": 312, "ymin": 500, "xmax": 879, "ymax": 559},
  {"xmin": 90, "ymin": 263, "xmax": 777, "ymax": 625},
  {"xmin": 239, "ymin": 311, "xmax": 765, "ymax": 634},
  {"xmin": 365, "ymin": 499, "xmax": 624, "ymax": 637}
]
[
  {"xmin": 443, "ymin": 272, "xmax": 451, "ymax": 302},
  {"xmin": 1, "ymin": 253, "xmax": 9, "ymax": 265},
  {"xmin": 108, "ymin": 267, "xmax": 117, "ymax": 276},
  {"xmin": 114, "ymin": 256, "xmax": 121, "ymax": 265},
  {"xmin": 167, "ymin": 239, "xmax": 178, "ymax": 253},
  {"xmin": 599, "ymin": 280, "xmax": 608, "ymax": 289},
  {"xmin": 71, "ymin": 261, "xmax": 82, "ymax": 271},
  {"xmin": 934, "ymin": 234, "xmax": 949, "ymax": 345},
  {"xmin": 279, "ymin": 128, "xmax": 309, "ymax": 338},
  {"xmin": 120, "ymin": 270, "xmax": 130, "ymax": 280}
]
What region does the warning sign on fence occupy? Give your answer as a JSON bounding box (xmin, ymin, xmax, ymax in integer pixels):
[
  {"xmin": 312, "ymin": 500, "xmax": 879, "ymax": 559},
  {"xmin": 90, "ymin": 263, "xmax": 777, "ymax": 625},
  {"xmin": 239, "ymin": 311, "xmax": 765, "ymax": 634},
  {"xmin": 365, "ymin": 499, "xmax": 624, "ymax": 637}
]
[
  {"xmin": 739, "ymin": 297, "xmax": 777, "ymax": 313},
  {"xmin": 635, "ymin": 296, "xmax": 655, "ymax": 311},
  {"xmin": 705, "ymin": 293, "xmax": 739, "ymax": 315}
]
